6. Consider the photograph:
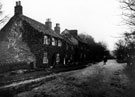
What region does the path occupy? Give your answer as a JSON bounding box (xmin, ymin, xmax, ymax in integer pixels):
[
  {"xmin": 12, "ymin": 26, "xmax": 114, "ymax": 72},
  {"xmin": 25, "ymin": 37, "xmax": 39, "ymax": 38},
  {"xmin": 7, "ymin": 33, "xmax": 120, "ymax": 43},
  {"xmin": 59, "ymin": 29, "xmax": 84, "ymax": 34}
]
[{"xmin": 0, "ymin": 60, "xmax": 129, "ymax": 97}]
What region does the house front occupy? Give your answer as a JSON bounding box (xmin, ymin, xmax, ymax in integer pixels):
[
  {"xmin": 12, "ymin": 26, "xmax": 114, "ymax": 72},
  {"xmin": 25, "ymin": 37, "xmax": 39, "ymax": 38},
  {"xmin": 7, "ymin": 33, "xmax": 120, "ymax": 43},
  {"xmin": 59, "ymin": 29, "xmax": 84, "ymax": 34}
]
[{"xmin": 0, "ymin": 1, "xmax": 64, "ymax": 70}]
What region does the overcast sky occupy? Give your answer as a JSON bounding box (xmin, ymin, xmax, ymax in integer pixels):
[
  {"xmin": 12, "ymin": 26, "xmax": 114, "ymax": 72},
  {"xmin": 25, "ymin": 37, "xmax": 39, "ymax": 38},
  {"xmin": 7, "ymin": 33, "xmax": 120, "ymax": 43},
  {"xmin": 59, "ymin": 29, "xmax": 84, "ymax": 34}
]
[{"xmin": 0, "ymin": 0, "xmax": 127, "ymax": 50}]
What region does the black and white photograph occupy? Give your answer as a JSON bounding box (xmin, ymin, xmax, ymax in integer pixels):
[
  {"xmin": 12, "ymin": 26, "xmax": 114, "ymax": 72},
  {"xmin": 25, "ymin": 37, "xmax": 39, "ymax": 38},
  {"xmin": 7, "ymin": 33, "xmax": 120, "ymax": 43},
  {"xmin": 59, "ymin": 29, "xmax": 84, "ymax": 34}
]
[{"xmin": 0, "ymin": 0, "xmax": 134, "ymax": 97}]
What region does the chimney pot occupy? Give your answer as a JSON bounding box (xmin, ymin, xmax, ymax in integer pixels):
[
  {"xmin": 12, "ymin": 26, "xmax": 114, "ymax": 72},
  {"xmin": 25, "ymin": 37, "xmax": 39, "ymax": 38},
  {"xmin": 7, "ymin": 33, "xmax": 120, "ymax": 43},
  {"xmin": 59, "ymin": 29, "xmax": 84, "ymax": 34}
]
[
  {"xmin": 45, "ymin": 18, "xmax": 52, "ymax": 30},
  {"xmin": 55, "ymin": 23, "xmax": 60, "ymax": 34},
  {"xmin": 16, "ymin": 2, "xmax": 18, "ymax": 6},
  {"xmin": 18, "ymin": 1, "xmax": 21, "ymax": 5},
  {"xmin": 14, "ymin": 1, "xmax": 23, "ymax": 16},
  {"xmin": 56, "ymin": 23, "xmax": 60, "ymax": 27},
  {"xmin": 69, "ymin": 30, "xmax": 78, "ymax": 36}
]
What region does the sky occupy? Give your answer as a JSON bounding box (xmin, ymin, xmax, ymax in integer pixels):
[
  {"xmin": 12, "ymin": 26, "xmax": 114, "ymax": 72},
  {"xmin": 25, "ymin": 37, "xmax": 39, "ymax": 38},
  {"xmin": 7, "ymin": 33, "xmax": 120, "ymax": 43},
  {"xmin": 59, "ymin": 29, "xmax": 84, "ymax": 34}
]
[{"xmin": 0, "ymin": 0, "xmax": 127, "ymax": 50}]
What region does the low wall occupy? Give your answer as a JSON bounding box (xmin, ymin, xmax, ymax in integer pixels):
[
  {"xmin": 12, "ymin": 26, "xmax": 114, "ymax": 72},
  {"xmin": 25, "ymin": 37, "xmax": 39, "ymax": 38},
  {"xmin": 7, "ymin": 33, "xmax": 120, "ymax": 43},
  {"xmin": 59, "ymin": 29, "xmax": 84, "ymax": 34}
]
[{"xmin": 0, "ymin": 62, "xmax": 31, "ymax": 73}]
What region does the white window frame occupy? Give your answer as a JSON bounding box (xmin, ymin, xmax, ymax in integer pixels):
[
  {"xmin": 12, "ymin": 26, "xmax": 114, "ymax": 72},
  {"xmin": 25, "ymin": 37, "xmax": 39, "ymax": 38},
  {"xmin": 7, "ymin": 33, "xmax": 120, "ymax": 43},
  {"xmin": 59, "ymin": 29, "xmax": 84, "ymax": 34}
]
[
  {"xmin": 56, "ymin": 53, "xmax": 60, "ymax": 63},
  {"xmin": 58, "ymin": 40, "xmax": 62, "ymax": 47},
  {"xmin": 43, "ymin": 52, "xmax": 48, "ymax": 64},
  {"xmin": 44, "ymin": 35, "xmax": 50, "ymax": 45},
  {"xmin": 43, "ymin": 35, "xmax": 47, "ymax": 45},
  {"xmin": 52, "ymin": 37, "xmax": 56, "ymax": 46}
]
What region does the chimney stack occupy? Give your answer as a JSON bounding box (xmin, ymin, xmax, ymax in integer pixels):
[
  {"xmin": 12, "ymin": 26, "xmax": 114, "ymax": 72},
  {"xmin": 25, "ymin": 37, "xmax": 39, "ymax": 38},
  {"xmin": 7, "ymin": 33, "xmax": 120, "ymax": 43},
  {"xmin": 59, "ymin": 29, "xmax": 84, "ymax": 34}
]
[
  {"xmin": 54, "ymin": 23, "xmax": 60, "ymax": 34},
  {"xmin": 45, "ymin": 18, "xmax": 52, "ymax": 30},
  {"xmin": 69, "ymin": 30, "xmax": 78, "ymax": 36},
  {"xmin": 14, "ymin": 1, "xmax": 23, "ymax": 16}
]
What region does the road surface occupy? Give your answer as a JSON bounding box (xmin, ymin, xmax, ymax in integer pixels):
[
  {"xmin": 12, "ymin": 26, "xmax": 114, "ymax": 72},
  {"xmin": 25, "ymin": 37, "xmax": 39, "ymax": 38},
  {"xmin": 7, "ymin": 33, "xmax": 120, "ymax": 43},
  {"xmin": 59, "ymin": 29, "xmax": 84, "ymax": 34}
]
[{"xmin": 0, "ymin": 60, "xmax": 130, "ymax": 97}]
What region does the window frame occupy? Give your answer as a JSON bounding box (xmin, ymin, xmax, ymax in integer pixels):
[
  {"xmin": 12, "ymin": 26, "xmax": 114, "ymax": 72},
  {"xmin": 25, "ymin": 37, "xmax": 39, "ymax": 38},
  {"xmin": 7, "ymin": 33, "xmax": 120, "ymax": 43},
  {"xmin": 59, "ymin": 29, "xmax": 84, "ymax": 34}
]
[
  {"xmin": 43, "ymin": 52, "xmax": 48, "ymax": 64},
  {"xmin": 43, "ymin": 35, "xmax": 51, "ymax": 45},
  {"xmin": 56, "ymin": 53, "xmax": 60, "ymax": 63},
  {"xmin": 43, "ymin": 35, "xmax": 47, "ymax": 45},
  {"xmin": 52, "ymin": 37, "xmax": 56, "ymax": 46},
  {"xmin": 58, "ymin": 40, "xmax": 62, "ymax": 47}
]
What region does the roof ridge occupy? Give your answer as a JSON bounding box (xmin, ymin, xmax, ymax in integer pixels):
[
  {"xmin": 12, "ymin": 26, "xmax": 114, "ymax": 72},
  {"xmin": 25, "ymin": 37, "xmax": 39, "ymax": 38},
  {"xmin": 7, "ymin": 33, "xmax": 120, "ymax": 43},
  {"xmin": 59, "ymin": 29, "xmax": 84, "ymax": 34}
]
[{"xmin": 20, "ymin": 15, "xmax": 62, "ymax": 39}]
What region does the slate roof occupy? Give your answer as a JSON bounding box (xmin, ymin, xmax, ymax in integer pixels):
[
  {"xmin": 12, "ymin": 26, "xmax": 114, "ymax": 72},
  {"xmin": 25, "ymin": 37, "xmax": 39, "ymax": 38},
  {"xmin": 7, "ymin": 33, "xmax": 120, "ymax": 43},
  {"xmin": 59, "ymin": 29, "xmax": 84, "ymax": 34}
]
[
  {"xmin": 62, "ymin": 35, "xmax": 75, "ymax": 45},
  {"xmin": 21, "ymin": 15, "xmax": 63, "ymax": 39},
  {"xmin": 0, "ymin": 16, "xmax": 17, "ymax": 40},
  {"xmin": 0, "ymin": 15, "xmax": 63, "ymax": 40},
  {"xmin": 61, "ymin": 29, "xmax": 87, "ymax": 45},
  {"xmin": 68, "ymin": 30, "xmax": 87, "ymax": 44},
  {"xmin": 62, "ymin": 33, "xmax": 78, "ymax": 45}
]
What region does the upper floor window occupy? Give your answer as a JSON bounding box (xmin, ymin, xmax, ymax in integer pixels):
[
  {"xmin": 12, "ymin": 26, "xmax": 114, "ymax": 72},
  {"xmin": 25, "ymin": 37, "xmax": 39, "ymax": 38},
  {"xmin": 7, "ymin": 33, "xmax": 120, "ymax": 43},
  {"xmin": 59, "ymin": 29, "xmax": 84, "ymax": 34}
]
[
  {"xmin": 43, "ymin": 35, "xmax": 50, "ymax": 45},
  {"xmin": 43, "ymin": 52, "xmax": 48, "ymax": 64},
  {"xmin": 52, "ymin": 37, "xmax": 56, "ymax": 46},
  {"xmin": 58, "ymin": 40, "xmax": 62, "ymax": 47}
]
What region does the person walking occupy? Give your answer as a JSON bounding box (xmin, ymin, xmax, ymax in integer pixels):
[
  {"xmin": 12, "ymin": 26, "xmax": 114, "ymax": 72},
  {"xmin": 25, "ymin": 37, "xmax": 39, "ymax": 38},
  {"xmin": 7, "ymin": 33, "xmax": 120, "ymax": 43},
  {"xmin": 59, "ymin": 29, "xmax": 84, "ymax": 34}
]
[{"xmin": 103, "ymin": 56, "xmax": 108, "ymax": 65}]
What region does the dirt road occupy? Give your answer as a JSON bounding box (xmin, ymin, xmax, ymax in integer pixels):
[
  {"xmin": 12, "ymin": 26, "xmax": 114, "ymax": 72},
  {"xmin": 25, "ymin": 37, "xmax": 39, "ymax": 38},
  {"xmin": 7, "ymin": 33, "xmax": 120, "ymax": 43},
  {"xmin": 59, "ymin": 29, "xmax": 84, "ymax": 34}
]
[{"xmin": 0, "ymin": 60, "xmax": 130, "ymax": 97}]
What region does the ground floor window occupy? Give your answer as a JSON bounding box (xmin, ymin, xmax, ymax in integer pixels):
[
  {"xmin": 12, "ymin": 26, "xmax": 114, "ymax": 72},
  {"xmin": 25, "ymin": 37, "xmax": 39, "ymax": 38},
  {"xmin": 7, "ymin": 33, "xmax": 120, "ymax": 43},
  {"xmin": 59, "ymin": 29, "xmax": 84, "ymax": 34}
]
[
  {"xmin": 63, "ymin": 54, "xmax": 68, "ymax": 65},
  {"xmin": 56, "ymin": 53, "xmax": 60, "ymax": 63},
  {"xmin": 43, "ymin": 52, "xmax": 48, "ymax": 64},
  {"xmin": 64, "ymin": 58, "xmax": 66, "ymax": 65}
]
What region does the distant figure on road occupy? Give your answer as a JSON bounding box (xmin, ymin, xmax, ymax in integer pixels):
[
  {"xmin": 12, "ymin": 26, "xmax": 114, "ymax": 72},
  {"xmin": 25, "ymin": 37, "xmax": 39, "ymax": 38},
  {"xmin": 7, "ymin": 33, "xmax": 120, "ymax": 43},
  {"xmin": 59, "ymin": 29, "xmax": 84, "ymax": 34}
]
[{"xmin": 103, "ymin": 56, "xmax": 108, "ymax": 65}]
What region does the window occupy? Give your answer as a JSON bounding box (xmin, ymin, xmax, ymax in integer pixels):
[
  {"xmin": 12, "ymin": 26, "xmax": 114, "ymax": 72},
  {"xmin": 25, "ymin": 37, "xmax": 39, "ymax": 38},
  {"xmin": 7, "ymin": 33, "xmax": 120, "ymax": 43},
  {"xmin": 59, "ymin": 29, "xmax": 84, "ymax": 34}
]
[
  {"xmin": 64, "ymin": 54, "xmax": 67, "ymax": 65},
  {"xmin": 44, "ymin": 35, "xmax": 50, "ymax": 45},
  {"xmin": 43, "ymin": 52, "xmax": 48, "ymax": 64},
  {"xmin": 43, "ymin": 35, "xmax": 47, "ymax": 45},
  {"xmin": 58, "ymin": 40, "xmax": 62, "ymax": 47},
  {"xmin": 52, "ymin": 37, "xmax": 56, "ymax": 46},
  {"xmin": 56, "ymin": 53, "xmax": 60, "ymax": 63}
]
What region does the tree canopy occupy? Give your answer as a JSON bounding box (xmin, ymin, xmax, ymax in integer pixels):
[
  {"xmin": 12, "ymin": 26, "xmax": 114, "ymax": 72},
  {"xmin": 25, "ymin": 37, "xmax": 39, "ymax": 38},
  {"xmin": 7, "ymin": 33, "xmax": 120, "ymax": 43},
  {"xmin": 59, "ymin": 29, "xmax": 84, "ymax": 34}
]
[{"xmin": 114, "ymin": 0, "xmax": 135, "ymax": 65}]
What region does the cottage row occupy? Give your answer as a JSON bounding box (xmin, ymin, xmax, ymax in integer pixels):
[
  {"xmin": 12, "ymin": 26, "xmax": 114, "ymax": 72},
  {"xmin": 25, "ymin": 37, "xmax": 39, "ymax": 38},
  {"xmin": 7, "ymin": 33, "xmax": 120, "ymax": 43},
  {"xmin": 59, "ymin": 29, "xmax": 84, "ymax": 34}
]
[{"xmin": 0, "ymin": 1, "xmax": 91, "ymax": 70}]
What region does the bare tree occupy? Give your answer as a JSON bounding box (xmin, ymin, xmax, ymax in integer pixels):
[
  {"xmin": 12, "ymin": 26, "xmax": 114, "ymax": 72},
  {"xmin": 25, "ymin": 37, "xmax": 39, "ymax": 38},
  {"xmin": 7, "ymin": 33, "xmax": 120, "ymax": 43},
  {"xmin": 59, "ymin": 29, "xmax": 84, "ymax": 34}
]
[
  {"xmin": 0, "ymin": 2, "xmax": 9, "ymax": 25},
  {"xmin": 121, "ymin": 0, "xmax": 135, "ymax": 28},
  {"xmin": 114, "ymin": 31, "xmax": 135, "ymax": 65}
]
